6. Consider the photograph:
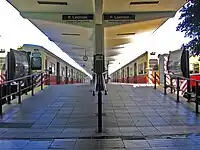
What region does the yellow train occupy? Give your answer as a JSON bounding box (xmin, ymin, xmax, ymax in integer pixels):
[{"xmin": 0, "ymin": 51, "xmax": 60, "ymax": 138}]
[
  {"xmin": 0, "ymin": 44, "xmax": 88, "ymax": 84},
  {"xmin": 110, "ymin": 51, "xmax": 159, "ymax": 84}
]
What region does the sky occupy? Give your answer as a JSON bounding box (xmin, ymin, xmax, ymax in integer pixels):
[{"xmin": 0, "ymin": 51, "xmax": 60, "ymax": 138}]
[
  {"xmin": 0, "ymin": 0, "xmax": 190, "ymax": 76},
  {"xmin": 108, "ymin": 11, "xmax": 191, "ymax": 74},
  {"xmin": 0, "ymin": 0, "xmax": 91, "ymax": 77}
]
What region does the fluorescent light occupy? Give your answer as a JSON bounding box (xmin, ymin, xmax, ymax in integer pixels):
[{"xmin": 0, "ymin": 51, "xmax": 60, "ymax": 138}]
[
  {"xmin": 38, "ymin": 1, "xmax": 68, "ymax": 5},
  {"xmin": 62, "ymin": 33, "xmax": 80, "ymax": 36},
  {"xmin": 117, "ymin": 33, "xmax": 135, "ymax": 36},
  {"xmin": 130, "ymin": 1, "xmax": 159, "ymax": 5}
]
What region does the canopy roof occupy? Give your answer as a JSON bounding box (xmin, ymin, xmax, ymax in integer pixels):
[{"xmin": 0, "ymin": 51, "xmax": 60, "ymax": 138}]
[{"xmin": 7, "ymin": 0, "xmax": 186, "ymax": 75}]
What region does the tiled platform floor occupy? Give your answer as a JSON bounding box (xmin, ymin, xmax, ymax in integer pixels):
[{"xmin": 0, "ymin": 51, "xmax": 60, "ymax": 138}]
[{"xmin": 0, "ymin": 84, "xmax": 200, "ymax": 149}]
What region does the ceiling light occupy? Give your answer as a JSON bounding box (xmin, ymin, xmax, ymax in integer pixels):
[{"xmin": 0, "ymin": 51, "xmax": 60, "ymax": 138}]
[
  {"xmin": 62, "ymin": 33, "xmax": 81, "ymax": 36},
  {"xmin": 130, "ymin": 1, "xmax": 159, "ymax": 5},
  {"xmin": 117, "ymin": 33, "xmax": 135, "ymax": 36},
  {"xmin": 72, "ymin": 47, "xmax": 85, "ymax": 50},
  {"xmin": 110, "ymin": 47, "xmax": 125, "ymax": 50},
  {"xmin": 38, "ymin": 1, "xmax": 68, "ymax": 5}
]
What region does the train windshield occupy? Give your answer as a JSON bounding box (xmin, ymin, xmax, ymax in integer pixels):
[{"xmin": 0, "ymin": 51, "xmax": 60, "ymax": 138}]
[
  {"xmin": 13, "ymin": 50, "xmax": 29, "ymax": 78},
  {"xmin": 31, "ymin": 57, "xmax": 42, "ymax": 70}
]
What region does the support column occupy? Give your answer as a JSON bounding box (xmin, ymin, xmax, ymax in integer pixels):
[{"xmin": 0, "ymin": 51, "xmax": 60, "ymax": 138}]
[
  {"xmin": 93, "ymin": 0, "xmax": 104, "ymax": 133},
  {"xmin": 94, "ymin": 24, "xmax": 104, "ymax": 55}
]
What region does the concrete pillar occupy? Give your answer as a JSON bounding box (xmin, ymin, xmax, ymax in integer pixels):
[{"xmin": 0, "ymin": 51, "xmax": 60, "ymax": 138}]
[
  {"xmin": 94, "ymin": 24, "xmax": 104, "ymax": 55},
  {"xmin": 93, "ymin": 0, "xmax": 105, "ymax": 74}
]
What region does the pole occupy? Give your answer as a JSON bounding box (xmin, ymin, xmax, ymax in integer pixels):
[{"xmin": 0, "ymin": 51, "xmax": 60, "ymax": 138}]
[
  {"xmin": 41, "ymin": 73, "xmax": 43, "ymax": 90},
  {"xmin": 31, "ymin": 75, "xmax": 34, "ymax": 96},
  {"xmin": 196, "ymin": 81, "xmax": 199, "ymax": 114},
  {"xmin": 98, "ymin": 88, "xmax": 102, "ymax": 133},
  {"xmin": 170, "ymin": 77, "xmax": 173, "ymax": 93},
  {"xmin": 0, "ymin": 85, "xmax": 2, "ymax": 115},
  {"xmin": 154, "ymin": 72, "xmax": 156, "ymax": 89},
  {"xmin": 185, "ymin": 50, "xmax": 191, "ymax": 101},
  {"xmin": 177, "ymin": 78, "xmax": 180, "ymax": 103},
  {"xmin": 164, "ymin": 74, "xmax": 167, "ymax": 95},
  {"xmin": 18, "ymin": 80, "xmax": 21, "ymax": 104}
]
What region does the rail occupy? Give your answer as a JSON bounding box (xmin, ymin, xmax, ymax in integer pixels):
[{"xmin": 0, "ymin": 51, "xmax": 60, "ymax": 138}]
[
  {"xmin": 153, "ymin": 72, "xmax": 200, "ymax": 114},
  {"xmin": 0, "ymin": 72, "xmax": 50, "ymax": 115}
]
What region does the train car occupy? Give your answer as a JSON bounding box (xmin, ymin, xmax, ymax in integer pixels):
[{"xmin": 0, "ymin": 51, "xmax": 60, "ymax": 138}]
[
  {"xmin": 20, "ymin": 44, "xmax": 86, "ymax": 85},
  {"xmin": 0, "ymin": 44, "xmax": 87, "ymax": 85},
  {"xmin": 159, "ymin": 49, "xmax": 200, "ymax": 96},
  {"xmin": 111, "ymin": 51, "xmax": 159, "ymax": 84}
]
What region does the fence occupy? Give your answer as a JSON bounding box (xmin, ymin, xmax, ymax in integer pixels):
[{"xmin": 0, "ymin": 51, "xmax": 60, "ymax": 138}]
[
  {"xmin": 0, "ymin": 72, "xmax": 50, "ymax": 115},
  {"xmin": 153, "ymin": 72, "xmax": 200, "ymax": 114}
]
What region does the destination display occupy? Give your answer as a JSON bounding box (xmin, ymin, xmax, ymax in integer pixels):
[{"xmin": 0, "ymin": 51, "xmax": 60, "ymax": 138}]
[
  {"xmin": 62, "ymin": 14, "xmax": 94, "ymax": 22},
  {"xmin": 104, "ymin": 13, "xmax": 135, "ymax": 22}
]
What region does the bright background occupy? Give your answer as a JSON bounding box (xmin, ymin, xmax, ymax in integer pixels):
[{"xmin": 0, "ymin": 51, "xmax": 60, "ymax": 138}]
[{"xmin": 0, "ymin": 0, "xmax": 190, "ymax": 76}]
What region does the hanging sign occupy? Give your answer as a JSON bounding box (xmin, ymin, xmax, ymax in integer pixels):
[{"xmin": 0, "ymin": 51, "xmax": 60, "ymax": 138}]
[
  {"xmin": 104, "ymin": 13, "xmax": 135, "ymax": 22},
  {"xmin": 62, "ymin": 14, "xmax": 94, "ymax": 22}
]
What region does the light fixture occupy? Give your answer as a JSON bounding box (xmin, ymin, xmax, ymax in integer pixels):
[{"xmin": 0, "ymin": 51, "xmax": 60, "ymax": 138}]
[
  {"xmin": 130, "ymin": 1, "xmax": 159, "ymax": 5},
  {"xmin": 38, "ymin": 1, "xmax": 68, "ymax": 5},
  {"xmin": 62, "ymin": 33, "xmax": 80, "ymax": 36},
  {"xmin": 117, "ymin": 32, "xmax": 135, "ymax": 36}
]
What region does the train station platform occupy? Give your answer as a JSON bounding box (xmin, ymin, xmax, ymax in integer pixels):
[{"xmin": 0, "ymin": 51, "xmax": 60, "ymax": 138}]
[{"xmin": 1, "ymin": 84, "xmax": 200, "ymax": 149}]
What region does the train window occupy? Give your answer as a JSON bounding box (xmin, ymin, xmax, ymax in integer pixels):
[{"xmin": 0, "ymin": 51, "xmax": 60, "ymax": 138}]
[
  {"xmin": 194, "ymin": 63, "xmax": 199, "ymax": 73},
  {"xmin": 130, "ymin": 67, "xmax": 133, "ymax": 76},
  {"xmin": 31, "ymin": 57, "xmax": 42, "ymax": 70},
  {"xmin": 138, "ymin": 63, "xmax": 144, "ymax": 74},
  {"xmin": 144, "ymin": 62, "xmax": 147, "ymax": 74},
  {"xmin": 61, "ymin": 67, "xmax": 65, "ymax": 76},
  {"xmin": 50, "ymin": 62, "xmax": 55, "ymax": 74},
  {"xmin": 0, "ymin": 57, "xmax": 5, "ymax": 70}
]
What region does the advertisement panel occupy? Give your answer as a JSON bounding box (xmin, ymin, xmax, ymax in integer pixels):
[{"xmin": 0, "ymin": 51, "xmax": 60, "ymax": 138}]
[{"xmin": 167, "ymin": 49, "xmax": 189, "ymax": 78}]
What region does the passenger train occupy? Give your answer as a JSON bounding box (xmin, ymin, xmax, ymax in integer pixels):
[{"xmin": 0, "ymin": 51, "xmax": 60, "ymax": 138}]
[
  {"xmin": 111, "ymin": 50, "xmax": 200, "ymax": 84},
  {"xmin": 0, "ymin": 44, "xmax": 88, "ymax": 84},
  {"xmin": 110, "ymin": 51, "xmax": 159, "ymax": 84},
  {"xmin": 110, "ymin": 49, "xmax": 200, "ymax": 95}
]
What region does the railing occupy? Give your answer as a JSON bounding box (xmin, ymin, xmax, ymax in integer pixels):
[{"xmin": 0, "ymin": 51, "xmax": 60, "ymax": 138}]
[
  {"xmin": 153, "ymin": 72, "xmax": 200, "ymax": 114},
  {"xmin": 0, "ymin": 72, "xmax": 50, "ymax": 115}
]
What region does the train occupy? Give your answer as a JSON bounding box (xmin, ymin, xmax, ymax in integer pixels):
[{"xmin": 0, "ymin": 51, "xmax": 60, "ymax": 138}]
[
  {"xmin": 110, "ymin": 51, "xmax": 159, "ymax": 84},
  {"xmin": 110, "ymin": 49, "xmax": 200, "ymax": 95},
  {"xmin": 0, "ymin": 44, "xmax": 88, "ymax": 85}
]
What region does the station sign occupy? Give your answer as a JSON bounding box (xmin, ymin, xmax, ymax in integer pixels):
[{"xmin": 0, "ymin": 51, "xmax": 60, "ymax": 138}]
[
  {"xmin": 62, "ymin": 14, "xmax": 94, "ymax": 22},
  {"xmin": 104, "ymin": 13, "xmax": 135, "ymax": 22}
]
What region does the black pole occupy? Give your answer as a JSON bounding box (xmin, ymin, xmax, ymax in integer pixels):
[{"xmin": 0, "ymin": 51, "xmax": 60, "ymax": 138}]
[
  {"xmin": 7, "ymin": 52, "xmax": 11, "ymax": 104},
  {"xmin": 98, "ymin": 87, "xmax": 102, "ymax": 133},
  {"xmin": 0, "ymin": 85, "xmax": 2, "ymax": 115},
  {"xmin": 185, "ymin": 50, "xmax": 191, "ymax": 102},
  {"xmin": 41, "ymin": 73, "xmax": 43, "ymax": 90},
  {"xmin": 18, "ymin": 80, "xmax": 21, "ymax": 104},
  {"xmin": 164, "ymin": 74, "xmax": 167, "ymax": 95},
  {"xmin": 196, "ymin": 81, "xmax": 199, "ymax": 114},
  {"xmin": 154, "ymin": 72, "xmax": 156, "ymax": 89},
  {"xmin": 31, "ymin": 76, "xmax": 34, "ymax": 96},
  {"xmin": 177, "ymin": 78, "xmax": 180, "ymax": 103},
  {"xmin": 7, "ymin": 83, "xmax": 11, "ymax": 104},
  {"xmin": 170, "ymin": 77, "xmax": 173, "ymax": 93}
]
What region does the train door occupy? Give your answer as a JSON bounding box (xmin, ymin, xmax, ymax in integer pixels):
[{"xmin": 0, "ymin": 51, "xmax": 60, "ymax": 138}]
[
  {"xmin": 71, "ymin": 68, "xmax": 73, "ymax": 84},
  {"xmin": 45, "ymin": 59, "xmax": 47, "ymax": 72},
  {"xmin": 56, "ymin": 62, "xmax": 60, "ymax": 84},
  {"xmin": 44, "ymin": 59, "xmax": 48, "ymax": 84},
  {"xmin": 65, "ymin": 66, "xmax": 68, "ymax": 84},
  {"xmin": 127, "ymin": 66, "xmax": 129, "ymax": 83},
  {"xmin": 134, "ymin": 63, "xmax": 137, "ymax": 83},
  {"xmin": 122, "ymin": 69, "xmax": 124, "ymax": 83}
]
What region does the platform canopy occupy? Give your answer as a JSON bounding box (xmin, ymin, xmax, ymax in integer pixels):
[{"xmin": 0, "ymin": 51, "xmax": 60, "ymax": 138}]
[{"xmin": 7, "ymin": 0, "xmax": 186, "ymax": 75}]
